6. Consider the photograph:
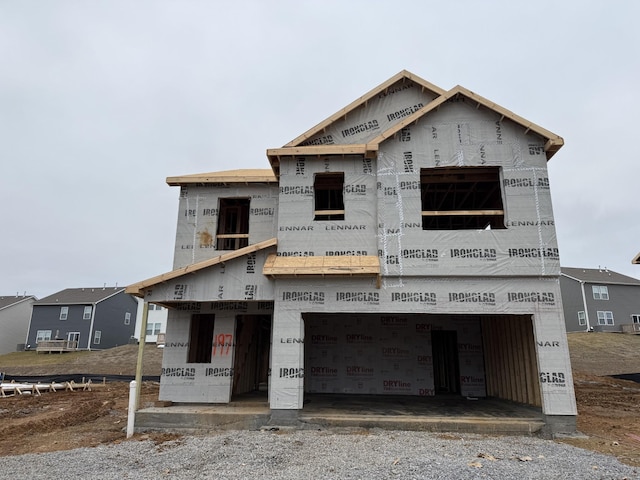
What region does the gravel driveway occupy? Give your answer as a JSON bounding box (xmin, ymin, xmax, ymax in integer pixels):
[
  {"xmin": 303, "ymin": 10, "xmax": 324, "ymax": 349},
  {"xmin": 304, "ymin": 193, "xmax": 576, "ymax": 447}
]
[{"xmin": 3, "ymin": 429, "xmax": 638, "ymax": 479}]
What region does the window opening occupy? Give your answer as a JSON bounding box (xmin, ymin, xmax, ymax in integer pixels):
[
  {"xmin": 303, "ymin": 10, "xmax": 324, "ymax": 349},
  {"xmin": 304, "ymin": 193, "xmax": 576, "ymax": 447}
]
[
  {"xmin": 216, "ymin": 198, "xmax": 250, "ymax": 250},
  {"xmin": 314, "ymin": 172, "xmax": 345, "ymax": 220},
  {"xmin": 632, "ymin": 314, "xmax": 640, "ymax": 324},
  {"xmin": 94, "ymin": 330, "xmax": 102, "ymax": 344},
  {"xmin": 188, "ymin": 314, "xmax": 215, "ymax": 363},
  {"xmin": 124, "ymin": 312, "xmax": 131, "ymax": 325},
  {"xmin": 420, "ymin": 166, "xmax": 505, "ymax": 230},
  {"xmin": 59, "ymin": 306, "xmax": 68, "ymax": 320},
  {"xmin": 83, "ymin": 306, "xmax": 92, "ymax": 320}
]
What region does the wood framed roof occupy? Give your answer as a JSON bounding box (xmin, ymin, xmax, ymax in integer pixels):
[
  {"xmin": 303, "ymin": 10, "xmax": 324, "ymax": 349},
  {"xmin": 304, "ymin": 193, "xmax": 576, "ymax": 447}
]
[
  {"xmin": 284, "ymin": 70, "xmax": 445, "ymax": 148},
  {"xmin": 263, "ymin": 254, "xmax": 380, "ymax": 286},
  {"xmin": 166, "ymin": 169, "xmax": 277, "ymax": 186},
  {"xmin": 125, "ymin": 238, "xmax": 278, "ymax": 297},
  {"xmin": 368, "ymin": 85, "xmax": 564, "ymax": 160}
]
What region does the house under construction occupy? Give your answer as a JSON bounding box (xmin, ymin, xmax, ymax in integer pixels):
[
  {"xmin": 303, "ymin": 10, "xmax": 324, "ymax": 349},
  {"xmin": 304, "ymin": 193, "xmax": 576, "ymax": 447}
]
[{"xmin": 127, "ymin": 70, "xmax": 576, "ymax": 435}]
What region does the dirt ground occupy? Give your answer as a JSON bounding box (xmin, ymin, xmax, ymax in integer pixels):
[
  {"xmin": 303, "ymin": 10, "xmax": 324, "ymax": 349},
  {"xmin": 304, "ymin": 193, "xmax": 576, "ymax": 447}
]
[{"xmin": 1, "ymin": 334, "xmax": 640, "ymax": 466}]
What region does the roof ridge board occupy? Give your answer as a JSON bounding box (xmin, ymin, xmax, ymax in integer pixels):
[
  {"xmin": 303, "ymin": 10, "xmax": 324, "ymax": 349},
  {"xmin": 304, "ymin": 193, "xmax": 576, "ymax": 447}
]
[{"xmin": 284, "ymin": 70, "xmax": 445, "ymax": 148}]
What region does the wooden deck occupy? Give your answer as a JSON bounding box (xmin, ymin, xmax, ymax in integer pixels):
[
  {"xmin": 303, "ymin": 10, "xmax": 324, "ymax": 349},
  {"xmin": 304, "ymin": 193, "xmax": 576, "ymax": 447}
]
[{"xmin": 36, "ymin": 340, "xmax": 79, "ymax": 353}]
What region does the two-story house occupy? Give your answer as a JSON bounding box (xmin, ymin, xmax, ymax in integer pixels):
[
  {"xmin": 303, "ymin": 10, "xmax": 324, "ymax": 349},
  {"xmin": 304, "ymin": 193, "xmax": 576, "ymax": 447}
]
[
  {"xmin": 560, "ymin": 267, "xmax": 640, "ymax": 332},
  {"xmin": 0, "ymin": 295, "xmax": 36, "ymax": 354},
  {"xmin": 127, "ymin": 71, "xmax": 577, "ymax": 434},
  {"xmin": 26, "ymin": 287, "xmax": 138, "ymax": 350}
]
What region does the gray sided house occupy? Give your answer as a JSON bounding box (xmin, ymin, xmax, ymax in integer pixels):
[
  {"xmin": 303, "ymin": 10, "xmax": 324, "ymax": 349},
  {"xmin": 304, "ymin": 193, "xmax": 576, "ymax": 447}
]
[
  {"xmin": 0, "ymin": 295, "xmax": 36, "ymax": 354},
  {"xmin": 27, "ymin": 287, "xmax": 138, "ymax": 350},
  {"xmin": 128, "ymin": 71, "xmax": 577, "ymax": 434},
  {"xmin": 560, "ymin": 267, "xmax": 640, "ymax": 333}
]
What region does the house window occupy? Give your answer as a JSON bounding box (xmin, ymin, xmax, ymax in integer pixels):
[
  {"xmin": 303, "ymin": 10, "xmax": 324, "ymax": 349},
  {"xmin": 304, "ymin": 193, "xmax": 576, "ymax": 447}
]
[
  {"xmin": 314, "ymin": 172, "xmax": 345, "ymax": 220},
  {"xmin": 188, "ymin": 314, "xmax": 215, "ymax": 363},
  {"xmin": 93, "ymin": 330, "xmax": 102, "ymax": 344},
  {"xmin": 632, "ymin": 314, "xmax": 640, "ymax": 324},
  {"xmin": 420, "ymin": 166, "xmax": 505, "ymax": 230},
  {"xmin": 577, "ymin": 311, "xmax": 586, "ymax": 326},
  {"xmin": 59, "ymin": 306, "xmax": 68, "ymax": 320},
  {"xmin": 146, "ymin": 323, "xmax": 162, "ymax": 336},
  {"xmin": 36, "ymin": 330, "xmax": 52, "ymax": 343},
  {"xmin": 83, "ymin": 306, "xmax": 92, "ymax": 320},
  {"xmin": 597, "ymin": 311, "xmax": 614, "ymax": 325},
  {"xmin": 216, "ymin": 198, "xmax": 250, "ymax": 250},
  {"xmin": 124, "ymin": 312, "xmax": 131, "ymax": 325},
  {"xmin": 592, "ymin": 285, "xmax": 609, "ymax": 300}
]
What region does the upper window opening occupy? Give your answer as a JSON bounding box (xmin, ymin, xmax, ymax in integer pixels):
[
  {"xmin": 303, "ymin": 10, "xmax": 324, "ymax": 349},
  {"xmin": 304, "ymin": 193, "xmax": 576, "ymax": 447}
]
[
  {"xmin": 420, "ymin": 166, "xmax": 505, "ymax": 230},
  {"xmin": 216, "ymin": 198, "xmax": 250, "ymax": 250},
  {"xmin": 314, "ymin": 172, "xmax": 344, "ymax": 221}
]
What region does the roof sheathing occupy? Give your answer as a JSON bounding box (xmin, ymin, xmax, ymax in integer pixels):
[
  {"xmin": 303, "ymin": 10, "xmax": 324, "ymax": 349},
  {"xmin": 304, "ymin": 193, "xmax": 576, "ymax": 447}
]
[{"xmin": 167, "ymin": 169, "xmax": 277, "ymax": 186}]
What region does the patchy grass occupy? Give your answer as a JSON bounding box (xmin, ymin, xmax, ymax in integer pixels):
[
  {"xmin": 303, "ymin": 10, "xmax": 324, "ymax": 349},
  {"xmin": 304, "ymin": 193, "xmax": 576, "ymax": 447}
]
[
  {"xmin": 0, "ymin": 350, "xmax": 90, "ymax": 367},
  {"xmin": 567, "ymin": 332, "xmax": 640, "ymax": 376}
]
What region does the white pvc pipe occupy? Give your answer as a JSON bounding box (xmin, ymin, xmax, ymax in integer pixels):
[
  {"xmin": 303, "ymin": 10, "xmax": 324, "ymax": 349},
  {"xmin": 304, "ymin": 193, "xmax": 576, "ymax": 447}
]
[{"xmin": 127, "ymin": 380, "xmax": 137, "ymax": 438}]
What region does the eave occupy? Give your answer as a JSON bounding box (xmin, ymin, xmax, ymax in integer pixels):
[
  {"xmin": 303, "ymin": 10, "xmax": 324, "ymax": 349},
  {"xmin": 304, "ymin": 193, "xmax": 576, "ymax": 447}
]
[{"xmin": 126, "ymin": 238, "xmax": 278, "ymax": 297}]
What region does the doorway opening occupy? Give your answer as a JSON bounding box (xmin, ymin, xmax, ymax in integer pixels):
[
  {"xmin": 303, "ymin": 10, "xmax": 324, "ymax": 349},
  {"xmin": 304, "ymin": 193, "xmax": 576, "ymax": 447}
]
[{"xmin": 232, "ymin": 315, "xmax": 271, "ymax": 397}]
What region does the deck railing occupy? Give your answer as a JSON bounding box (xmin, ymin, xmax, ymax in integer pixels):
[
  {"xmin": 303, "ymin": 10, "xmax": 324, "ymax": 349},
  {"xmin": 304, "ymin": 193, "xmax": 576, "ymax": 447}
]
[{"xmin": 36, "ymin": 340, "xmax": 79, "ymax": 353}]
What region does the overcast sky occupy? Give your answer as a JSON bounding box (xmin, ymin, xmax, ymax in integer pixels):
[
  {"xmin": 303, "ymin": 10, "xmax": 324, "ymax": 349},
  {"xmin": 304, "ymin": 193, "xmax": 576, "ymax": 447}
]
[{"xmin": 1, "ymin": 1, "xmax": 639, "ymax": 299}]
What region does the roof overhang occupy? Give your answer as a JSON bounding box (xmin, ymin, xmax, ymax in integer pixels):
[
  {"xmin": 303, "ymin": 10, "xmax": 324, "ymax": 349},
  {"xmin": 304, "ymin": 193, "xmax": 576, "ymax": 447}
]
[
  {"xmin": 369, "ymin": 86, "xmax": 564, "ymax": 161},
  {"xmin": 126, "ymin": 238, "xmax": 278, "ymax": 297},
  {"xmin": 263, "ymin": 254, "xmax": 381, "ymax": 287},
  {"xmin": 284, "ymin": 70, "xmax": 445, "ymax": 148},
  {"xmin": 166, "ymin": 169, "xmax": 277, "ymax": 186},
  {"xmin": 267, "ymin": 145, "xmax": 378, "ymax": 177}
]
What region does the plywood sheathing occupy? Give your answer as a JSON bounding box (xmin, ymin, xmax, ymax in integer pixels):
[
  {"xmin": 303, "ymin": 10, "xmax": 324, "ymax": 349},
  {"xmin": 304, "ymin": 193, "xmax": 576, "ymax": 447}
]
[
  {"xmin": 284, "ymin": 70, "xmax": 445, "ymax": 148},
  {"xmin": 482, "ymin": 315, "xmax": 541, "ymax": 407},
  {"xmin": 125, "ymin": 238, "xmax": 278, "ymax": 297},
  {"xmin": 166, "ymin": 169, "xmax": 277, "ymax": 186},
  {"xmin": 263, "ymin": 254, "xmax": 380, "ymax": 285}
]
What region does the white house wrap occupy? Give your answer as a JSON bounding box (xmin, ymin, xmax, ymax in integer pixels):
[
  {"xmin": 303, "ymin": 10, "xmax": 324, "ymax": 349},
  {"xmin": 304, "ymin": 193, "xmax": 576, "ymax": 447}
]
[{"xmin": 127, "ymin": 70, "xmax": 576, "ymax": 433}]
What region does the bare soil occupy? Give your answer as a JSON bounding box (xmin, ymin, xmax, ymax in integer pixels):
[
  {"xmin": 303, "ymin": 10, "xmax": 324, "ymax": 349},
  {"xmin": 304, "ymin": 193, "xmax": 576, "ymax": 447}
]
[{"xmin": 1, "ymin": 334, "xmax": 640, "ymax": 466}]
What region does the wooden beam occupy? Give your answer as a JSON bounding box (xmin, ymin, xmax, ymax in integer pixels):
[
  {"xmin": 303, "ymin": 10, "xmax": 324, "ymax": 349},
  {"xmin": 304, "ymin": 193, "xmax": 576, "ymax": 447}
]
[{"xmin": 421, "ymin": 210, "xmax": 504, "ymax": 216}]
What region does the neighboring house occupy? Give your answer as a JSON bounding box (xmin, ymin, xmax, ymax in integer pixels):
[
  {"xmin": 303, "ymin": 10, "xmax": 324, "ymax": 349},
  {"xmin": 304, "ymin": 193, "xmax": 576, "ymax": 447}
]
[
  {"xmin": 26, "ymin": 287, "xmax": 138, "ymax": 350},
  {"xmin": 560, "ymin": 267, "xmax": 640, "ymax": 333},
  {"xmin": 133, "ymin": 299, "xmax": 168, "ymax": 344},
  {"xmin": 0, "ymin": 295, "xmax": 36, "ymax": 354},
  {"xmin": 127, "ymin": 70, "xmax": 577, "ymax": 434}
]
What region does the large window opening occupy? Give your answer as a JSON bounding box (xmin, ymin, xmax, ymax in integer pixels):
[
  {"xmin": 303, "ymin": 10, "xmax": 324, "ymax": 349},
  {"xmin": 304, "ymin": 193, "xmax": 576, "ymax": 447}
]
[
  {"xmin": 216, "ymin": 198, "xmax": 250, "ymax": 250},
  {"xmin": 314, "ymin": 172, "xmax": 344, "ymax": 220},
  {"xmin": 188, "ymin": 313, "xmax": 215, "ymax": 363},
  {"xmin": 420, "ymin": 166, "xmax": 505, "ymax": 230}
]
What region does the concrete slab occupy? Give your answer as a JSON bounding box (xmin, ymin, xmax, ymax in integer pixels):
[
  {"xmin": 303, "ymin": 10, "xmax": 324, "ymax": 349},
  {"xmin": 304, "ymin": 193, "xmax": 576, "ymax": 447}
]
[{"xmin": 135, "ymin": 393, "xmax": 546, "ymax": 436}]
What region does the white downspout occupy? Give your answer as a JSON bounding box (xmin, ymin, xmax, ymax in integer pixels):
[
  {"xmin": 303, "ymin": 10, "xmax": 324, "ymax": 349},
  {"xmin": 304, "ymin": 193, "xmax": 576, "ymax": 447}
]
[
  {"xmin": 579, "ymin": 281, "xmax": 590, "ymax": 332},
  {"xmin": 87, "ymin": 303, "xmax": 97, "ymax": 350}
]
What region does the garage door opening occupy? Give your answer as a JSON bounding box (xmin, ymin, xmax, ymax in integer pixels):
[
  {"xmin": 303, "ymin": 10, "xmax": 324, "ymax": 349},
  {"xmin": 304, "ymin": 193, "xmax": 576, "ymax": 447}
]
[{"xmin": 304, "ymin": 312, "xmax": 541, "ymax": 407}]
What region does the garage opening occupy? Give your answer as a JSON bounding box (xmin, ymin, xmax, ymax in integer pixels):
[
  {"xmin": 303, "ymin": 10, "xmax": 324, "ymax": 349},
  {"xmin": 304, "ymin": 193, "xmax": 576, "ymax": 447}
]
[
  {"xmin": 303, "ymin": 312, "xmax": 541, "ymax": 407},
  {"xmin": 232, "ymin": 315, "xmax": 271, "ymax": 397}
]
